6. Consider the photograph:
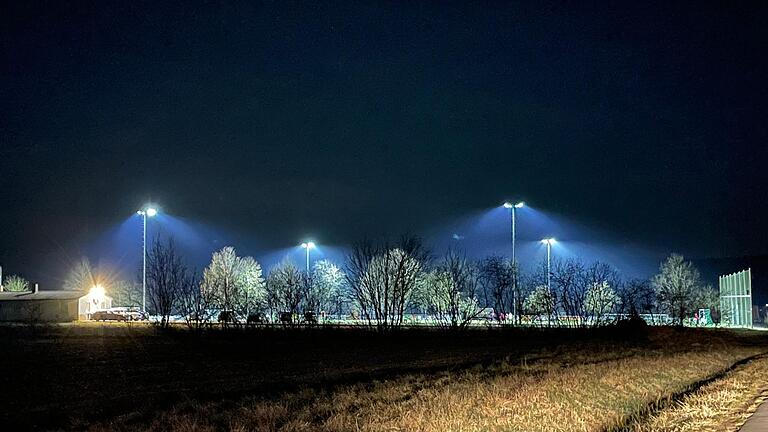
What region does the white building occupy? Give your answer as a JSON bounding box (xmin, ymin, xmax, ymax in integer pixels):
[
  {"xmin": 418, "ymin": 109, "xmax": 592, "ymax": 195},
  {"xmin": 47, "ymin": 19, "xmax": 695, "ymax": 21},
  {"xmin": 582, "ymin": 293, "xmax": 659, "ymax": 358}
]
[{"xmin": 0, "ymin": 286, "xmax": 112, "ymax": 322}]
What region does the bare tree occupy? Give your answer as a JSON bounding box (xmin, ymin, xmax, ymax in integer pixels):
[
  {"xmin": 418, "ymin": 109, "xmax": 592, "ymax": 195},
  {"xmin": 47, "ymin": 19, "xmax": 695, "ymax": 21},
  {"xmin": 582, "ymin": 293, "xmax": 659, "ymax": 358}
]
[
  {"xmin": 551, "ymin": 259, "xmax": 585, "ymax": 327},
  {"xmin": 202, "ymin": 247, "xmax": 266, "ymax": 322},
  {"xmin": 146, "ymin": 238, "xmax": 188, "ymax": 327},
  {"xmin": 113, "ymin": 280, "xmax": 142, "ymax": 307},
  {"xmin": 236, "ymin": 256, "xmax": 267, "ymax": 320},
  {"xmin": 421, "ymin": 249, "xmax": 483, "ymax": 330},
  {"xmin": 478, "ymin": 255, "xmax": 518, "ymax": 323},
  {"xmin": 523, "ymin": 285, "xmax": 556, "ymax": 327},
  {"xmin": 179, "ymin": 272, "xmax": 212, "ymax": 330},
  {"xmin": 618, "ymin": 278, "xmax": 657, "ymax": 322},
  {"xmin": 310, "ymin": 259, "xmax": 347, "ymax": 320},
  {"xmin": 266, "ymin": 260, "xmax": 304, "ymax": 323},
  {"xmin": 345, "ymin": 236, "xmax": 427, "ymax": 331},
  {"xmin": 652, "ymin": 254, "xmax": 706, "ymax": 326},
  {"xmin": 584, "ymin": 281, "xmax": 620, "ymax": 326}
]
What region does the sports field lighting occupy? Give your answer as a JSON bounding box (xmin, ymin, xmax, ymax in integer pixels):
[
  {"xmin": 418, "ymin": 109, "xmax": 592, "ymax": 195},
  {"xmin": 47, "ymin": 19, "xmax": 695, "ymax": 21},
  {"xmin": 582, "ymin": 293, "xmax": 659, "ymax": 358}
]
[
  {"xmin": 137, "ymin": 206, "xmax": 158, "ymax": 314},
  {"xmin": 541, "ymin": 237, "xmax": 556, "ymax": 291},
  {"xmin": 301, "ymin": 241, "xmax": 316, "ymax": 274},
  {"xmin": 502, "ymin": 201, "xmax": 526, "ymax": 263}
]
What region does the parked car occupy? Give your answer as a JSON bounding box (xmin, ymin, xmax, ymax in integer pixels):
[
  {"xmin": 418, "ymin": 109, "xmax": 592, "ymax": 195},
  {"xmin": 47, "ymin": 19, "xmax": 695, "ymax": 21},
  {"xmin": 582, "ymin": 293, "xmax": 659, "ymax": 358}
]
[
  {"xmin": 91, "ymin": 310, "xmax": 127, "ymax": 322},
  {"xmin": 110, "ymin": 306, "xmax": 147, "ymax": 321}
]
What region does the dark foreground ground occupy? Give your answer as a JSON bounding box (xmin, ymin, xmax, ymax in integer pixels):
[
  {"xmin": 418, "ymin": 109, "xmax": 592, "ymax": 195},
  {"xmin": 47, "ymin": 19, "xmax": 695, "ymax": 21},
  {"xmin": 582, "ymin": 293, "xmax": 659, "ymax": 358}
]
[{"xmin": 0, "ymin": 323, "xmax": 766, "ymax": 430}]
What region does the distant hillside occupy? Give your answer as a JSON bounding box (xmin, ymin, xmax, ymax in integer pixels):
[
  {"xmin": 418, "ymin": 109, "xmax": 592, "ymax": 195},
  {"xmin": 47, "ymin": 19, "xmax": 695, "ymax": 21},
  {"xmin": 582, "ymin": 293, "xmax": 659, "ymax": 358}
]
[{"xmin": 693, "ymin": 255, "xmax": 768, "ymax": 306}]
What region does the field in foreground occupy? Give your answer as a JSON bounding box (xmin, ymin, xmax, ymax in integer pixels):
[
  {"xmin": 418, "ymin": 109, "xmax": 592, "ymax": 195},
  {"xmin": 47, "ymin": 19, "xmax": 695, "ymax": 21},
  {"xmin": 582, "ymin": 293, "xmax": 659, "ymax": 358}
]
[{"xmin": 1, "ymin": 324, "xmax": 766, "ymax": 431}]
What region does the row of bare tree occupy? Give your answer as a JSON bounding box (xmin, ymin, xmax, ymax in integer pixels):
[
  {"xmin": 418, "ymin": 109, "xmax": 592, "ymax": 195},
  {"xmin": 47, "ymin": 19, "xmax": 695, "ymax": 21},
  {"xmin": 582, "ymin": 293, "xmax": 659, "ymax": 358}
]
[{"xmin": 134, "ymin": 235, "xmax": 716, "ymax": 330}]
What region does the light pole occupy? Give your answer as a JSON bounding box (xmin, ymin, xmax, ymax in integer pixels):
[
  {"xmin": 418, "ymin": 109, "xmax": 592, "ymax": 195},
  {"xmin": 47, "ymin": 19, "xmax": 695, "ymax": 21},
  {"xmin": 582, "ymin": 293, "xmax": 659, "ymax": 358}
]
[
  {"xmin": 503, "ymin": 201, "xmax": 524, "ymax": 324},
  {"xmin": 541, "ymin": 238, "xmax": 556, "ymax": 290},
  {"xmin": 137, "ymin": 207, "xmax": 157, "ymax": 313},
  {"xmin": 300, "ymin": 241, "xmax": 316, "ymax": 275},
  {"xmin": 503, "ymin": 201, "xmax": 525, "ymax": 263}
]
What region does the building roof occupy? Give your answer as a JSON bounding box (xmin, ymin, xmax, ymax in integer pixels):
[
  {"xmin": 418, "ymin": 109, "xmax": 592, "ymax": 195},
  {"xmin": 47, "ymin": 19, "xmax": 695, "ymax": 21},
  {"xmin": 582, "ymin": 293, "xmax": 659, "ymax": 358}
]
[{"xmin": 0, "ymin": 290, "xmax": 86, "ymax": 301}]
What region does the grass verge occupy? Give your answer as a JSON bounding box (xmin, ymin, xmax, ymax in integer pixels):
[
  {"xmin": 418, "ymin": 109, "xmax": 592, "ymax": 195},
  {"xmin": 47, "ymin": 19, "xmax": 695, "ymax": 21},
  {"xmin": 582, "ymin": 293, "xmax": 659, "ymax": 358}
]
[
  {"xmin": 93, "ymin": 345, "xmax": 764, "ymax": 431},
  {"xmin": 625, "ymin": 355, "xmax": 768, "ymax": 432}
]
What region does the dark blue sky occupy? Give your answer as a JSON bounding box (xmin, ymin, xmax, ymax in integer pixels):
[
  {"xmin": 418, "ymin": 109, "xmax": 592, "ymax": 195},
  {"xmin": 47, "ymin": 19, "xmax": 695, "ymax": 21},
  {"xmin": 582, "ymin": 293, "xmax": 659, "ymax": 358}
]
[{"xmin": 2, "ymin": 1, "xmax": 768, "ymax": 286}]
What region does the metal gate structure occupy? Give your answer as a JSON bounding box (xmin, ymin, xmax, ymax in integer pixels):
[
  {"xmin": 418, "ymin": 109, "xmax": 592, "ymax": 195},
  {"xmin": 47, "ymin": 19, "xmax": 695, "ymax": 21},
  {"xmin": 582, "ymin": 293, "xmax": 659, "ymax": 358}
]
[{"xmin": 719, "ymin": 268, "xmax": 753, "ymax": 328}]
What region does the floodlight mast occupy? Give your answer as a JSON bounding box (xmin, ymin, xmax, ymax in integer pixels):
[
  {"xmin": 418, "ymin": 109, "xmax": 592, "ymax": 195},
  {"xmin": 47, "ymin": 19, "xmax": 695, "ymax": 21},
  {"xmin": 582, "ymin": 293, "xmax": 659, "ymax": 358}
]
[
  {"xmin": 301, "ymin": 241, "xmax": 316, "ymax": 275},
  {"xmin": 541, "ymin": 238, "xmax": 556, "ymax": 290},
  {"xmin": 502, "ymin": 202, "xmax": 525, "ymax": 263},
  {"xmin": 503, "ymin": 201, "xmax": 525, "ymax": 325},
  {"xmin": 137, "ymin": 207, "xmax": 158, "ymax": 313}
]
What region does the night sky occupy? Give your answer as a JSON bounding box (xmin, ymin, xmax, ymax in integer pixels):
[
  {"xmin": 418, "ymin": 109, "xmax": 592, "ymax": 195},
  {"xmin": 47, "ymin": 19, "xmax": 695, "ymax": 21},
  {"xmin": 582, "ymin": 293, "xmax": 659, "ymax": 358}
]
[{"xmin": 2, "ymin": 1, "xmax": 768, "ymax": 286}]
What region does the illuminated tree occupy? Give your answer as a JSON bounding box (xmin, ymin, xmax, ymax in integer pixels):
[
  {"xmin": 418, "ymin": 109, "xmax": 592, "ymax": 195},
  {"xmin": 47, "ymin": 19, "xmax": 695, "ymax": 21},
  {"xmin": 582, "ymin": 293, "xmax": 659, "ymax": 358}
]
[
  {"xmin": 3, "ymin": 275, "xmax": 29, "ymax": 292},
  {"xmin": 346, "ymin": 236, "xmax": 427, "ymax": 331},
  {"xmin": 63, "ymin": 257, "xmax": 95, "ymax": 291},
  {"xmin": 420, "ymin": 250, "xmax": 483, "ymax": 329},
  {"xmin": 310, "ymin": 260, "xmax": 347, "ymax": 319},
  {"xmin": 237, "ymin": 256, "xmax": 267, "ymax": 319},
  {"xmin": 548, "ymin": 260, "xmax": 622, "ymax": 327},
  {"xmin": 202, "ymin": 247, "xmax": 266, "ymax": 321},
  {"xmin": 523, "ymin": 285, "xmax": 555, "ymax": 326},
  {"xmin": 652, "ymin": 254, "xmax": 706, "ymax": 326},
  {"xmin": 584, "ymin": 281, "xmax": 620, "ymax": 326}
]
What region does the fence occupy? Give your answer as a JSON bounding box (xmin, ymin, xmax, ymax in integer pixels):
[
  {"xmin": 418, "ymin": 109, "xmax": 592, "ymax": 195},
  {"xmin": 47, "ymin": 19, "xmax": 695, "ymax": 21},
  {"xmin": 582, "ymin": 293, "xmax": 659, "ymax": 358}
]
[{"xmin": 719, "ymin": 268, "xmax": 752, "ymax": 328}]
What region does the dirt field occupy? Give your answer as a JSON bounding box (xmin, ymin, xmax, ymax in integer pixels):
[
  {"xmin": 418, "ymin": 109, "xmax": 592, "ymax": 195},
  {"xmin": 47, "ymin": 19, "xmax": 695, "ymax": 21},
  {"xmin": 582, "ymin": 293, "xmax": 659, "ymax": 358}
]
[{"xmin": 1, "ymin": 323, "xmax": 766, "ymax": 431}]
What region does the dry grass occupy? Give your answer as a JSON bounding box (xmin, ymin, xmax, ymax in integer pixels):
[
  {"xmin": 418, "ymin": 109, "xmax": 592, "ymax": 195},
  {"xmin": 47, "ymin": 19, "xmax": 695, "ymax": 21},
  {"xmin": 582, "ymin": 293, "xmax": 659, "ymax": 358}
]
[
  {"xmin": 95, "ymin": 345, "xmax": 765, "ymax": 432},
  {"xmin": 628, "ymin": 355, "xmax": 768, "ymax": 432}
]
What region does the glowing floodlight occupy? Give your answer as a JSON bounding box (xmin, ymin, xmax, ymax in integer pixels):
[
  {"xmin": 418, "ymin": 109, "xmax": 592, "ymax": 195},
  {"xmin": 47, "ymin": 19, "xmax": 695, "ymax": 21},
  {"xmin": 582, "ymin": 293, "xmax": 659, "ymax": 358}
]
[
  {"xmin": 90, "ymin": 284, "xmax": 105, "ymax": 299},
  {"xmin": 300, "ymin": 241, "xmax": 316, "ymax": 274},
  {"xmin": 503, "ymin": 202, "xmax": 514, "ymax": 209},
  {"xmin": 541, "ymin": 237, "xmax": 556, "ymax": 245},
  {"xmin": 145, "ymin": 208, "xmax": 157, "ymax": 217},
  {"xmin": 514, "ymin": 201, "xmax": 525, "ymax": 208}
]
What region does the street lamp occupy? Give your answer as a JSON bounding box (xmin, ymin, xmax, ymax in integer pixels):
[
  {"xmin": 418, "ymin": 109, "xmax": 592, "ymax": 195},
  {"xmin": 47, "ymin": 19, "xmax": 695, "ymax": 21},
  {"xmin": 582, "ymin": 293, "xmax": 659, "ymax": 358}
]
[
  {"xmin": 502, "ymin": 201, "xmax": 525, "ymax": 263},
  {"xmin": 300, "ymin": 241, "xmax": 316, "ymax": 274},
  {"xmin": 503, "ymin": 201, "xmax": 525, "ymax": 325},
  {"xmin": 137, "ymin": 207, "xmax": 158, "ymax": 313},
  {"xmin": 541, "ymin": 238, "xmax": 556, "ymax": 290}
]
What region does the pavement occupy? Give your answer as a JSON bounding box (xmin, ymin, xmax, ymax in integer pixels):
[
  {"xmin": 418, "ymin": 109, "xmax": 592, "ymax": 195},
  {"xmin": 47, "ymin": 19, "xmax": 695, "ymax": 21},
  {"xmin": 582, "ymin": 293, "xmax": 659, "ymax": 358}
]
[{"xmin": 741, "ymin": 398, "xmax": 768, "ymax": 432}]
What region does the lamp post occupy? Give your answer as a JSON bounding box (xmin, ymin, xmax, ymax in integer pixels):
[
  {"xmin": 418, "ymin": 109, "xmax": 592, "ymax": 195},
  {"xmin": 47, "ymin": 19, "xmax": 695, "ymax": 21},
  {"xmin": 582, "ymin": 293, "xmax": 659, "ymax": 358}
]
[
  {"xmin": 540, "ymin": 238, "xmax": 556, "ymax": 290},
  {"xmin": 503, "ymin": 201, "xmax": 525, "ymax": 263},
  {"xmin": 137, "ymin": 207, "xmax": 157, "ymax": 313},
  {"xmin": 300, "ymin": 241, "xmax": 316, "ymax": 275},
  {"xmin": 503, "ymin": 201, "xmax": 525, "ymax": 324}
]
